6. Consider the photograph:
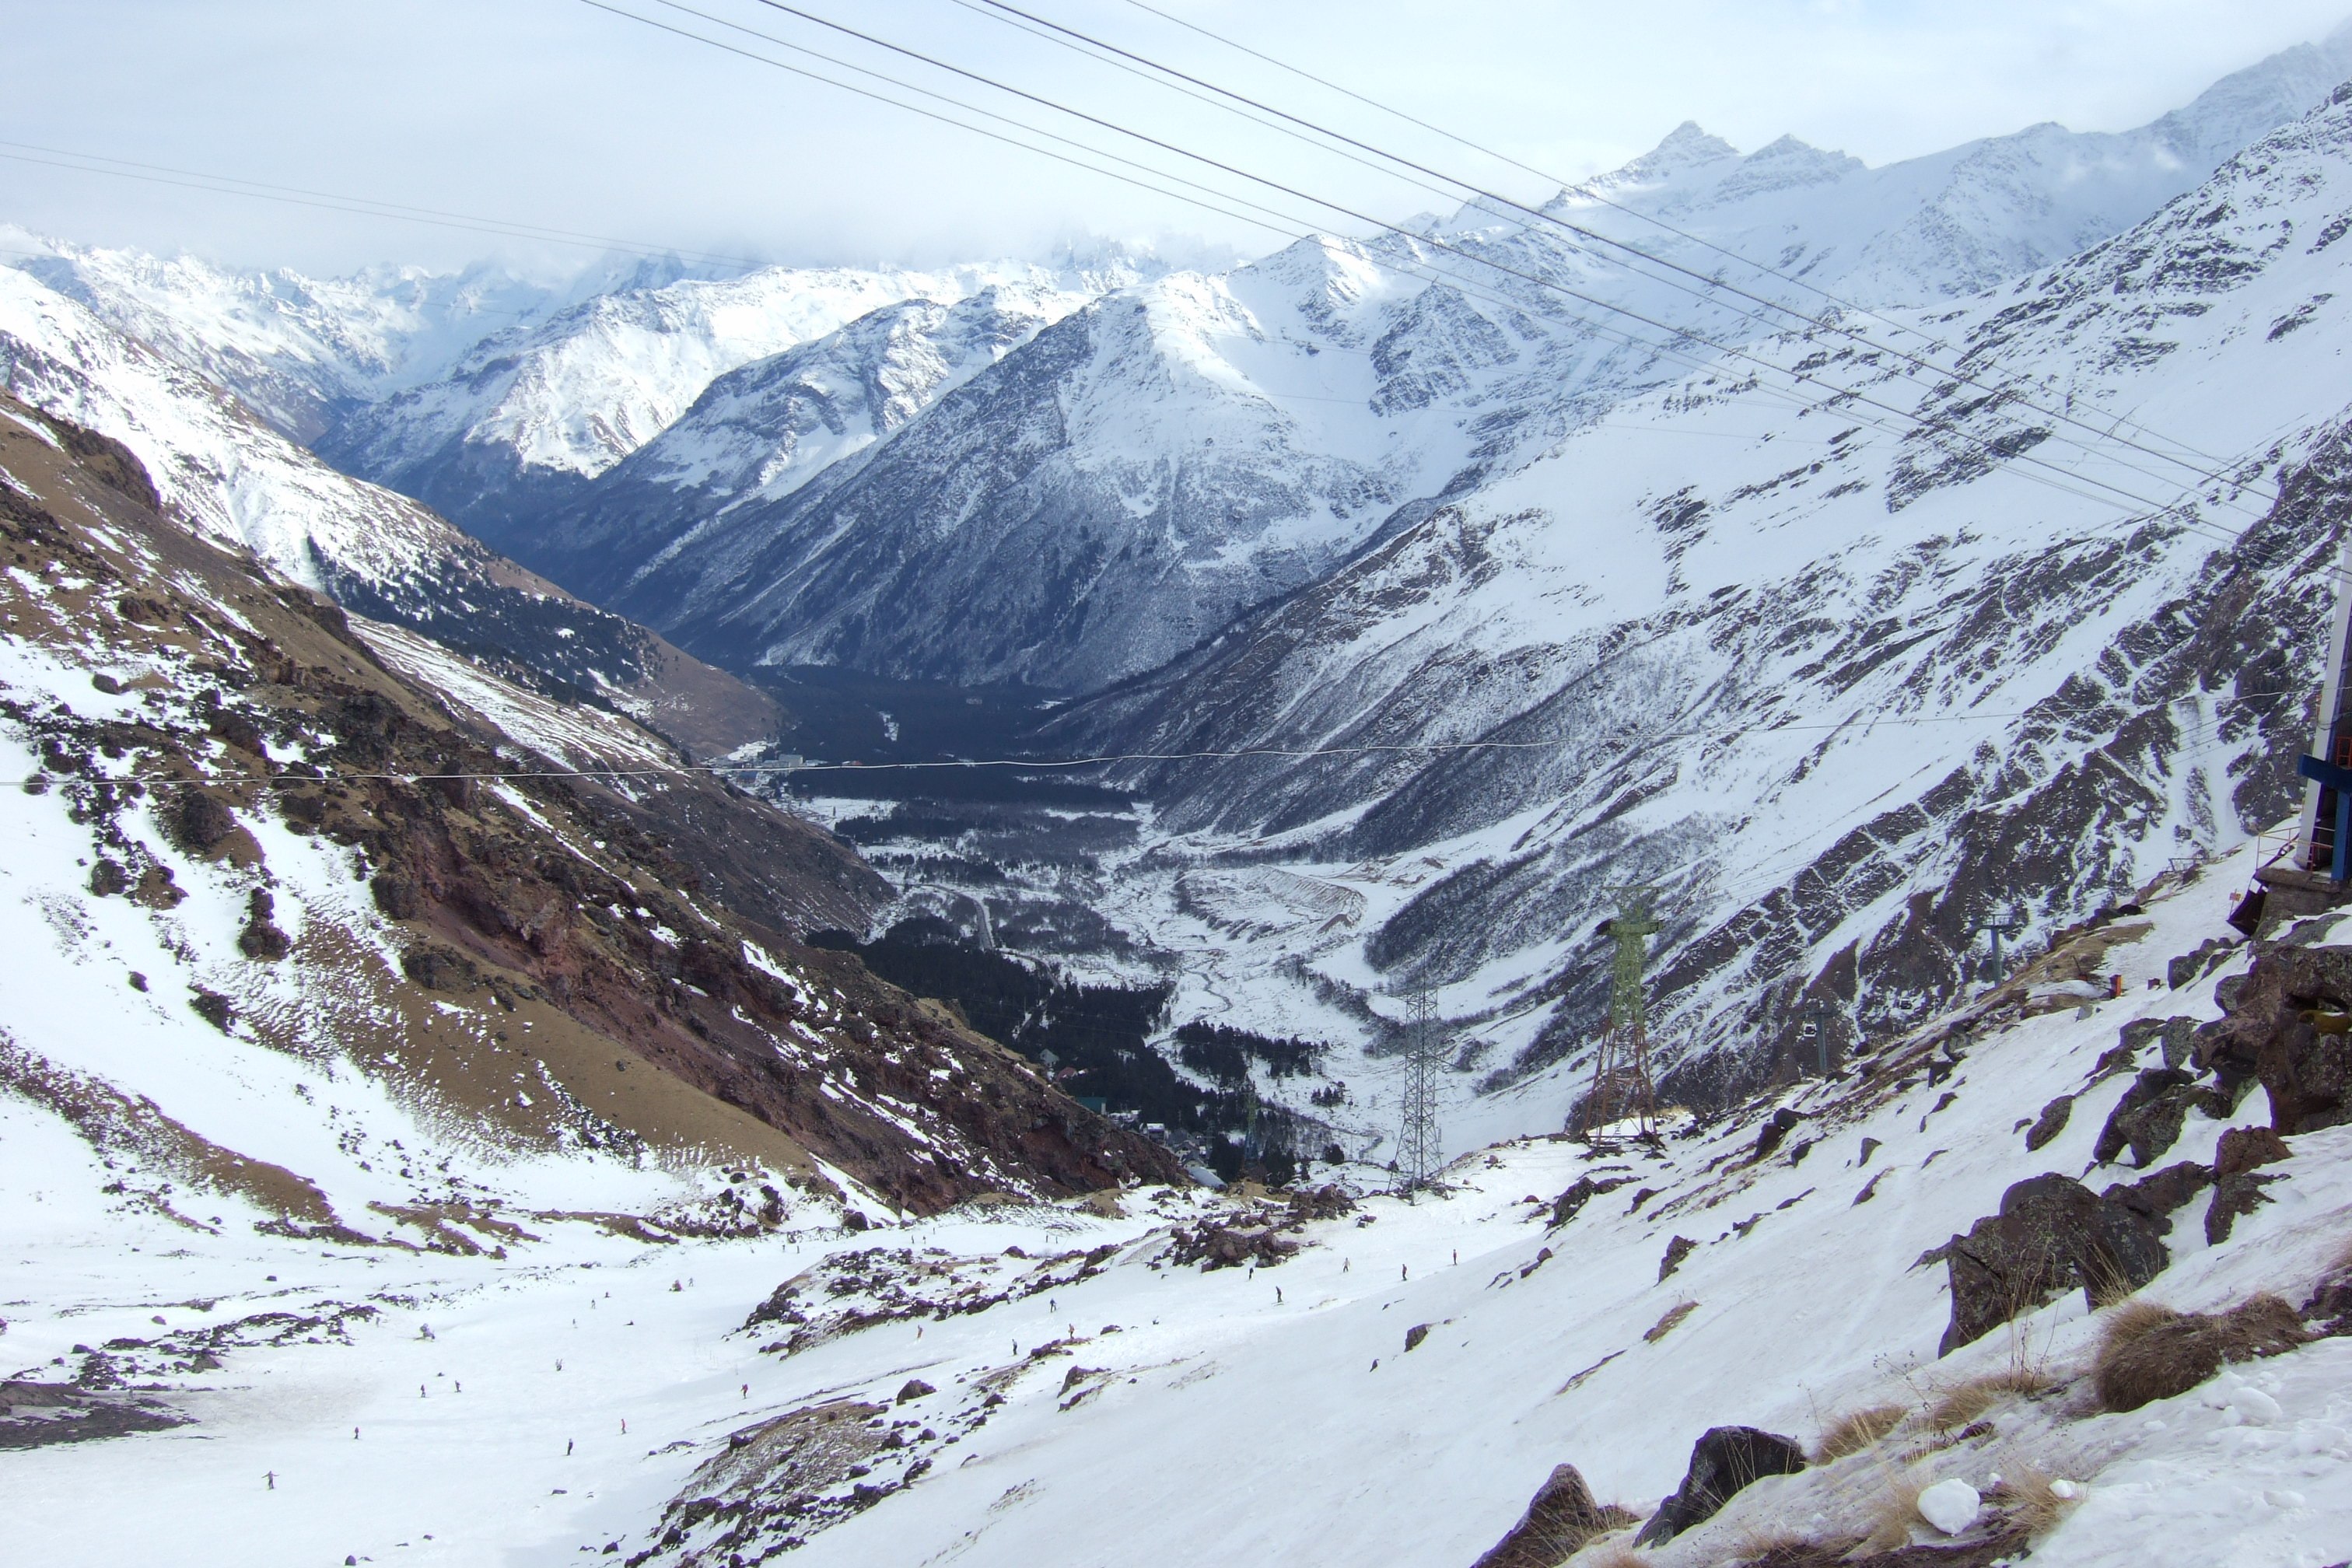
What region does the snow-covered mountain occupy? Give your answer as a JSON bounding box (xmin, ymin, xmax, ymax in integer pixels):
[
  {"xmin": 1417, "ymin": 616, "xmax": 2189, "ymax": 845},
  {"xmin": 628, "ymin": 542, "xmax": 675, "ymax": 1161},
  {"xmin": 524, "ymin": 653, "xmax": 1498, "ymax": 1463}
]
[
  {"xmin": 316, "ymin": 245, "xmax": 1163, "ymax": 555},
  {"xmin": 523, "ymin": 28, "xmax": 2352, "ymax": 692},
  {"xmin": 1, "ymin": 229, "xmax": 589, "ymax": 443},
  {"xmin": 0, "ymin": 263, "xmax": 786, "ymax": 754},
  {"xmin": 506, "ymin": 281, "xmax": 1102, "ymax": 607},
  {"xmin": 1567, "ymin": 21, "xmax": 2352, "ymax": 306},
  {"xmin": 1036, "ymin": 78, "xmax": 2352, "ymax": 1107}
]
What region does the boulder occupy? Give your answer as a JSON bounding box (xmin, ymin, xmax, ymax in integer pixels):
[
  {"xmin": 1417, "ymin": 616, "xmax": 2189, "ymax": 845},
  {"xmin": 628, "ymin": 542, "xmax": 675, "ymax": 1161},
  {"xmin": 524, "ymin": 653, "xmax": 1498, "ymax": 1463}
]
[
  {"xmin": 1469, "ymin": 1463, "xmax": 1638, "ymax": 1568},
  {"xmin": 1547, "ymin": 1174, "xmax": 1631, "ymax": 1228},
  {"xmin": 1658, "ymin": 1236, "xmax": 1696, "ymax": 1283},
  {"xmin": 1633, "ymin": 1426, "xmax": 1805, "ymax": 1546},
  {"xmin": 2091, "ymin": 1069, "xmax": 2199, "ymax": 1167},
  {"xmin": 2194, "ymin": 943, "xmax": 2352, "ymax": 1132},
  {"xmin": 2204, "ymin": 1173, "xmax": 2281, "ymax": 1244},
  {"xmin": 1752, "ymin": 1107, "xmax": 1803, "ymax": 1161},
  {"xmin": 2213, "ymin": 1125, "xmax": 2291, "ymax": 1180},
  {"xmin": 2024, "ymin": 1094, "xmax": 2073, "ymax": 1152},
  {"xmin": 2099, "ymin": 1161, "xmax": 2211, "ymax": 1234},
  {"xmin": 1940, "ymin": 1174, "xmax": 2168, "ymax": 1355}
]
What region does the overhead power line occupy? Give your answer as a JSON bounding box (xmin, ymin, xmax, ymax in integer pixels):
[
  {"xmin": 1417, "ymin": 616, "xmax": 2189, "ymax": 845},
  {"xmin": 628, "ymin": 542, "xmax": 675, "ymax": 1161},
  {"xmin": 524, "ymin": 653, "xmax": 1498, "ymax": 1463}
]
[
  {"xmin": 1104, "ymin": 0, "xmax": 2246, "ymax": 480},
  {"xmin": 637, "ymin": 0, "xmax": 2277, "ymax": 533}
]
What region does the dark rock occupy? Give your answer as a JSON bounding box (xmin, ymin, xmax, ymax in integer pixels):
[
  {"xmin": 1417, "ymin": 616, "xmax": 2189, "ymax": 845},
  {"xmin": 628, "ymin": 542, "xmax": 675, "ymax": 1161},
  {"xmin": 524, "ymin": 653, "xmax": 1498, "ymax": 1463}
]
[
  {"xmin": 2204, "ymin": 1172, "xmax": 2282, "ymax": 1244},
  {"xmin": 1633, "ymin": 1426, "xmax": 1806, "ymax": 1547},
  {"xmin": 2214, "ymin": 1125, "xmax": 2292, "ymax": 1180},
  {"xmin": 1657, "ymin": 1236, "xmax": 1696, "ymax": 1283},
  {"xmin": 2303, "ymin": 1266, "xmax": 2352, "ymax": 1335},
  {"xmin": 2195, "ymin": 943, "xmax": 2352, "ymax": 1132},
  {"xmin": 2091, "ymin": 1069, "xmax": 2200, "ymax": 1167},
  {"xmin": 2169, "ymin": 937, "xmax": 2238, "ymax": 990},
  {"xmin": 841, "ymin": 1210, "xmax": 870, "ymax": 1233},
  {"xmin": 87, "ymin": 859, "xmax": 128, "ymax": 898},
  {"xmin": 370, "ymin": 872, "xmax": 421, "ymax": 919},
  {"xmin": 1469, "ymin": 1462, "xmax": 1639, "ymax": 1568},
  {"xmin": 399, "ymin": 945, "xmax": 477, "ymax": 992},
  {"xmin": 170, "ymin": 789, "xmax": 240, "ymax": 854},
  {"xmin": 1547, "ymin": 1174, "xmax": 1631, "ymax": 1228},
  {"xmin": 1404, "ymin": 1323, "xmax": 1431, "ymax": 1353},
  {"xmin": 2117, "ymin": 1018, "xmax": 2168, "ymax": 1056},
  {"xmin": 187, "ymin": 987, "xmax": 235, "ymax": 1033},
  {"xmin": 1753, "ymin": 1107, "xmax": 1802, "ymax": 1161},
  {"xmin": 2161, "ymin": 1016, "xmax": 2202, "ymax": 1070},
  {"xmin": 2100, "ymin": 1161, "xmax": 2211, "ymax": 1234},
  {"xmin": 1941, "ymin": 1174, "xmax": 2169, "ymax": 1355},
  {"xmin": 2025, "ymin": 1095, "xmax": 2073, "ymax": 1151},
  {"xmin": 1858, "ymin": 1136, "xmax": 1881, "ymax": 1165},
  {"xmin": 237, "ymin": 888, "xmax": 290, "ymax": 962},
  {"xmin": 894, "ymin": 1379, "xmax": 933, "ymax": 1404}
]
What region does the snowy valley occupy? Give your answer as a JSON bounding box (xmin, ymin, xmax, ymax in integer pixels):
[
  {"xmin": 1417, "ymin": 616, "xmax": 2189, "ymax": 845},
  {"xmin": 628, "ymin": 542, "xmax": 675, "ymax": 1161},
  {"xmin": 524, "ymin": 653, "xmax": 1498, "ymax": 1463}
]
[{"xmin": 9, "ymin": 14, "xmax": 2352, "ymax": 1566}]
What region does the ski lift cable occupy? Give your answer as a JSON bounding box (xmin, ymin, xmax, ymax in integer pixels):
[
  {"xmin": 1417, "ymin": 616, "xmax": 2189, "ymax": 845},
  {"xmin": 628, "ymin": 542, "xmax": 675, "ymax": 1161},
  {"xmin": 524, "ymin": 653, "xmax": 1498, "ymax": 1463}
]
[
  {"xmin": 689, "ymin": 0, "xmax": 2277, "ymax": 527},
  {"xmin": 1097, "ymin": 0, "xmax": 2258, "ymax": 480}
]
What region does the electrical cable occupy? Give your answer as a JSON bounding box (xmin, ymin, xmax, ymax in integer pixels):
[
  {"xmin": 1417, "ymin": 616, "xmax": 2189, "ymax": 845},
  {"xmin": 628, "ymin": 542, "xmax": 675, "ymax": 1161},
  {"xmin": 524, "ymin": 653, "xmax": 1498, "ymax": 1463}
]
[
  {"xmin": 653, "ymin": 0, "xmax": 2278, "ymax": 532},
  {"xmin": 1104, "ymin": 0, "xmax": 2251, "ymax": 478}
]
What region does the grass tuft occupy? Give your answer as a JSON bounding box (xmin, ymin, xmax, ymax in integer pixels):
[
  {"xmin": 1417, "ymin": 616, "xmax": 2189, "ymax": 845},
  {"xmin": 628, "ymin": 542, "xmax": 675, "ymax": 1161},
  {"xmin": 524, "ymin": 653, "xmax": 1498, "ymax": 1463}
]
[
  {"xmin": 2092, "ymin": 1292, "xmax": 2305, "ymax": 1412},
  {"xmin": 1993, "ymin": 1461, "xmax": 2083, "ymax": 1538},
  {"xmin": 1927, "ymin": 1367, "xmax": 2053, "ymax": 1432},
  {"xmin": 1814, "ymin": 1403, "xmax": 1907, "ymax": 1463},
  {"xmin": 1856, "ymin": 1467, "xmax": 1928, "ymax": 1555}
]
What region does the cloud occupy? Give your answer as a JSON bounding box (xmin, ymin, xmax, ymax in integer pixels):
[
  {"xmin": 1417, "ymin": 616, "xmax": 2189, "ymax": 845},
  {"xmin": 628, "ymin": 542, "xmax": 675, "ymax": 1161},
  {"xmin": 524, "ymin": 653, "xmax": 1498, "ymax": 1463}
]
[{"xmin": 1, "ymin": 0, "xmax": 2344, "ymax": 275}]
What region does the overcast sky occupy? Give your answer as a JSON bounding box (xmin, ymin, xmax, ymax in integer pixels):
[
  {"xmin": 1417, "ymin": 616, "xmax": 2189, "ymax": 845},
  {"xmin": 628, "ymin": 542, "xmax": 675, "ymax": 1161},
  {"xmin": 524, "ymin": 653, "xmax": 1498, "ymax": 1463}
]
[{"xmin": 2, "ymin": 0, "xmax": 2347, "ymax": 277}]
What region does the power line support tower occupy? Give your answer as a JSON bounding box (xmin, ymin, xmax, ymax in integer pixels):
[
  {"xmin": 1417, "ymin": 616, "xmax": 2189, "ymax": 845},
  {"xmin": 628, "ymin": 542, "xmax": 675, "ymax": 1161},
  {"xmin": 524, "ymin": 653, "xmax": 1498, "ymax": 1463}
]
[
  {"xmin": 1575, "ymin": 886, "xmax": 1661, "ymax": 1146},
  {"xmin": 1395, "ymin": 986, "xmax": 1443, "ymax": 1197}
]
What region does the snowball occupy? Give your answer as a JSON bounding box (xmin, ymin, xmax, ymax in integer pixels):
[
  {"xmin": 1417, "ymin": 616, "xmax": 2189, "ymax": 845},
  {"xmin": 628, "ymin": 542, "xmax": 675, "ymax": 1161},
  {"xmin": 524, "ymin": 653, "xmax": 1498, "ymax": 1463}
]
[
  {"xmin": 1916, "ymin": 1479, "xmax": 1981, "ymax": 1535},
  {"xmin": 2047, "ymin": 1479, "xmax": 2079, "ymax": 1500},
  {"xmin": 2231, "ymin": 1386, "xmax": 2282, "ymax": 1426}
]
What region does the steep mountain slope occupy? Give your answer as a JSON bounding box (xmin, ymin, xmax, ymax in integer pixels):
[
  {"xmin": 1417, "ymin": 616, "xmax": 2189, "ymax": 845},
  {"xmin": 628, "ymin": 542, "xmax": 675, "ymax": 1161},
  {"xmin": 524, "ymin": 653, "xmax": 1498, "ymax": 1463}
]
[
  {"xmin": 317, "ymin": 248, "xmax": 1153, "ymax": 553},
  {"xmin": 0, "ymin": 263, "xmax": 786, "ymax": 757},
  {"xmin": 513, "ymin": 282, "xmax": 1093, "ymax": 607},
  {"xmin": 10, "ymin": 838, "xmax": 2351, "ymax": 1567},
  {"xmin": 1036, "ymin": 79, "xmax": 2352, "ymax": 1108},
  {"xmin": 0, "ymin": 392, "xmax": 1178, "ymax": 1227},
  {"xmin": 552, "ymin": 31, "xmax": 2352, "ymax": 694}
]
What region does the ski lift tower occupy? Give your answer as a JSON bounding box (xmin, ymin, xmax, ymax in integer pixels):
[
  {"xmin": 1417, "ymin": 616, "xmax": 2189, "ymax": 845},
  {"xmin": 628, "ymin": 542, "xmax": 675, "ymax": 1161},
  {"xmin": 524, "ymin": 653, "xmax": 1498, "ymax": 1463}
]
[
  {"xmin": 1394, "ymin": 987, "xmax": 1444, "ymax": 1196},
  {"xmin": 1575, "ymin": 885, "xmax": 1661, "ymax": 1145}
]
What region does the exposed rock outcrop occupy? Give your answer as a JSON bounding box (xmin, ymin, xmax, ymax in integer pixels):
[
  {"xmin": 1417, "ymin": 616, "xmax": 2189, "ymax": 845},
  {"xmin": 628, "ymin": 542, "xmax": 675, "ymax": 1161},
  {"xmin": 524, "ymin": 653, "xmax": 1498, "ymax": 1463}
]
[
  {"xmin": 1633, "ymin": 1426, "xmax": 1806, "ymax": 1546},
  {"xmin": 2196, "ymin": 943, "xmax": 2352, "ymax": 1132},
  {"xmin": 1469, "ymin": 1463, "xmax": 1638, "ymax": 1568},
  {"xmin": 1940, "ymin": 1174, "xmax": 2168, "ymax": 1355}
]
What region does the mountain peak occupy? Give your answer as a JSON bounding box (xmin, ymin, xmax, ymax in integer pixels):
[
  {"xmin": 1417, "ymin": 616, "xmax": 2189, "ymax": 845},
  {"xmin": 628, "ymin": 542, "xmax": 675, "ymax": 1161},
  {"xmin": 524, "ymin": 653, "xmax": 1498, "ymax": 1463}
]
[{"xmin": 1612, "ymin": 120, "xmax": 1742, "ymax": 183}]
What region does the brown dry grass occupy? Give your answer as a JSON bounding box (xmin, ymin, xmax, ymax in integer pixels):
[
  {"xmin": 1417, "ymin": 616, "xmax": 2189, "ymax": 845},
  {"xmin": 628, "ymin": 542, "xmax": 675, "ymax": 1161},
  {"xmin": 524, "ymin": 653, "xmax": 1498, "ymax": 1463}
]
[
  {"xmin": 1992, "ymin": 1462, "xmax": 2083, "ymax": 1538},
  {"xmin": 1814, "ymin": 1403, "xmax": 1908, "ymax": 1463},
  {"xmin": 1928, "ymin": 1366, "xmax": 2054, "ymax": 1431},
  {"xmin": 1855, "ymin": 1468, "xmax": 1928, "ymax": 1554},
  {"xmin": 2093, "ymin": 1293, "xmax": 2306, "ymax": 1411},
  {"xmin": 1568, "ymin": 1547, "xmax": 1647, "ymax": 1568},
  {"xmin": 1727, "ymin": 1524, "xmax": 1815, "ymax": 1563},
  {"xmin": 1645, "ymin": 1300, "xmax": 1699, "ymax": 1342}
]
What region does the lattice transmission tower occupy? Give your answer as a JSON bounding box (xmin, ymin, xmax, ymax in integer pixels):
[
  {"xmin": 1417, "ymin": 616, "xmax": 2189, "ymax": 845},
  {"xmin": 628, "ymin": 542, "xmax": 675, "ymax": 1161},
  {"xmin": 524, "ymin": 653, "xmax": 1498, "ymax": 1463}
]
[
  {"xmin": 1395, "ymin": 986, "xmax": 1444, "ymax": 1195},
  {"xmin": 1573, "ymin": 885, "xmax": 1661, "ymax": 1146}
]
